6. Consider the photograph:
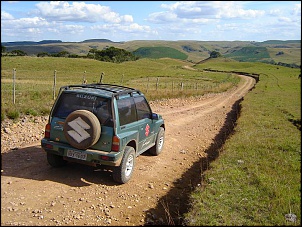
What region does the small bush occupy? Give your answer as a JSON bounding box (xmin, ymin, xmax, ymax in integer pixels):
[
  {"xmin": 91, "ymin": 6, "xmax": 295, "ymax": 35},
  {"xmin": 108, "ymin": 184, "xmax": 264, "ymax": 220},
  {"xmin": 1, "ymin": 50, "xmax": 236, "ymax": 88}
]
[
  {"xmin": 7, "ymin": 110, "xmax": 20, "ymax": 120},
  {"xmin": 25, "ymin": 108, "xmax": 38, "ymax": 116}
]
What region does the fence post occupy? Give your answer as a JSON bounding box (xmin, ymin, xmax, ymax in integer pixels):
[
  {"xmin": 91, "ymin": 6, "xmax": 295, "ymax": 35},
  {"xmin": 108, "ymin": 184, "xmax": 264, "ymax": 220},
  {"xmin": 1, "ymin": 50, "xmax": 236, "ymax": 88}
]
[
  {"xmin": 156, "ymin": 77, "xmax": 159, "ymax": 90},
  {"xmin": 121, "ymin": 74, "xmax": 124, "ymax": 85},
  {"xmin": 99, "ymin": 72, "xmax": 104, "ymax": 83},
  {"xmin": 53, "ymin": 70, "xmax": 57, "ymax": 100},
  {"xmin": 172, "ymin": 81, "xmax": 174, "ymax": 93},
  {"xmin": 146, "ymin": 77, "xmax": 149, "ymax": 93},
  {"xmin": 13, "ymin": 68, "xmax": 16, "ymax": 104},
  {"xmin": 83, "ymin": 71, "xmax": 87, "ymax": 84}
]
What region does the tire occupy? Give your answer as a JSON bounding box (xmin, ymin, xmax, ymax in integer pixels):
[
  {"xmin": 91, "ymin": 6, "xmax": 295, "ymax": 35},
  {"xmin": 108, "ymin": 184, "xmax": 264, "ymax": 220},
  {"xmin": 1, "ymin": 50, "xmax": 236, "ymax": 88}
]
[
  {"xmin": 63, "ymin": 110, "xmax": 101, "ymax": 150},
  {"xmin": 112, "ymin": 146, "xmax": 136, "ymax": 184},
  {"xmin": 149, "ymin": 127, "xmax": 165, "ymax": 156},
  {"xmin": 47, "ymin": 153, "xmax": 67, "ymax": 167}
]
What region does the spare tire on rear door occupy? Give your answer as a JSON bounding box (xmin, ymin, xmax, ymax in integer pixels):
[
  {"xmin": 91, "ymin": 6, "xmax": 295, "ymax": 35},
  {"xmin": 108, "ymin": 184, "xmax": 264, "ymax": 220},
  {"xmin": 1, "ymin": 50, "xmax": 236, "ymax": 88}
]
[{"xmin": 63, "ymin": 110, "xmax": 101, "ymax": 150}]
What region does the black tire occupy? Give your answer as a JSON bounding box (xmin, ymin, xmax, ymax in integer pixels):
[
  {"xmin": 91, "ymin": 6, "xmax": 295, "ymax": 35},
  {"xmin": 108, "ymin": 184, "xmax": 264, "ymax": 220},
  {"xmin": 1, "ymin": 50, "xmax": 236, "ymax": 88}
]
[
  {"xmin": 63, "ymin": 110, "xmax": 101, "ymax": 150},
  {"xmin": 112, "ymin": 146, "xmax": 136, "ymax": 184},
  {"xmin": 47, "ymin": 153, "xmax": 67, "ymax": 167},
  {"xmin": 149, "ymin": 127, "xmax": 165, "ymax": 156}
]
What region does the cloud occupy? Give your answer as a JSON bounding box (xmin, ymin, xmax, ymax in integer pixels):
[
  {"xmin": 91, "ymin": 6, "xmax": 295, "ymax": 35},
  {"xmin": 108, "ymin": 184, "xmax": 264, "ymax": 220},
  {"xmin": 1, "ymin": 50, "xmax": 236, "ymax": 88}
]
[
  {"xmin": 91, "ymin": 23, "xmax": 154, "ymax": 34},
  {"xmin": 1, "ymin": 16, "xmax": 50, "ymax": 29},
  {"xmin": 151, "ymin": 1, "xmax": 265, "ymax": 23},
  {"xmin": 35, "ymin": 1, "xmax": 133, "ymax": 23},
  {"xmin": 1, "ymin": 11, "xmax": 15, "ymax": 20},
  {"xmin": 292, "ymin": 3, "xmax": 301, "ymax": 16}
]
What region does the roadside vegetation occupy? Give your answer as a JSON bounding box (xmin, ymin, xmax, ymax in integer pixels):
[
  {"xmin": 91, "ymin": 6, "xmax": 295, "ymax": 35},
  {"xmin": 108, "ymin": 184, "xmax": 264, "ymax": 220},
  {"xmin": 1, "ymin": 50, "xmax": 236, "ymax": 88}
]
[
  {"xmin": 1, "ymin": 55, "xmax": 300, "ymax": 225},
  {"xmin": 184, "ymin": 59, "xmax": 301, "ymax": 226}
]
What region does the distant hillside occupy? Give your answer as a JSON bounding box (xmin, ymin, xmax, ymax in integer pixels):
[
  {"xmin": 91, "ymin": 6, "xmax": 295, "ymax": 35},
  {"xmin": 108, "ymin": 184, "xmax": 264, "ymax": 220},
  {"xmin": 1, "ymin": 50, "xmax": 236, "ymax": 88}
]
[
  {"xmin": 133, "ymin": 46, "xmax": 188, "ymax": 60},
  {"xmin": 1, "ymin": 39, "xmax": 300, "ymax": 65},
  {"xmin": 224, "ymin": 46, "xmax": 271, "ymax": 62},
  {"xmin": 2, "ymin": 40, "xmax": 63, "ymax": 46},
  {"xmin": 82, "ymin": 39, "xmax": 115, "ymax": 43}
]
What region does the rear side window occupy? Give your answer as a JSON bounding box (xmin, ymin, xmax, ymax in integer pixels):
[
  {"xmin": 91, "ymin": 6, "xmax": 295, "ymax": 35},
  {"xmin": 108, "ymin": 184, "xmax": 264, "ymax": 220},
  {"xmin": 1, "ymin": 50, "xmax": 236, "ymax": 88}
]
[
  {"xmin": 134, "ymin": 96, "xmax": 152, "ymax": 120},
  {"xmin": 117, "ymin": 97, "xmax": 137, "ymax": 126},
  {"xmin": 52, "ymin": 92, "xmax": 112, "ymax": 126}
]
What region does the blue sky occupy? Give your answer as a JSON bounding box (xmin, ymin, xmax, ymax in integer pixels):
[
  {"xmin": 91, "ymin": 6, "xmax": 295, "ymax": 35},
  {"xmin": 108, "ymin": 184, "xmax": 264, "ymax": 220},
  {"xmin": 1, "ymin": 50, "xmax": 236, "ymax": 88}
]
[{"xmin": 1, "ymin": 1, "xmax": 301, "ymax": 42}]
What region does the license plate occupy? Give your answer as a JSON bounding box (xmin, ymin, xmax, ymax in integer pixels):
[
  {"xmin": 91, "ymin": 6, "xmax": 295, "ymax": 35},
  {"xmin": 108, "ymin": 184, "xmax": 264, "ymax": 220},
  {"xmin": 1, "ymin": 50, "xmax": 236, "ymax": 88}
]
[{"xmin": 67, "ymin": 149, "xmax": 87, "ymax": 161}]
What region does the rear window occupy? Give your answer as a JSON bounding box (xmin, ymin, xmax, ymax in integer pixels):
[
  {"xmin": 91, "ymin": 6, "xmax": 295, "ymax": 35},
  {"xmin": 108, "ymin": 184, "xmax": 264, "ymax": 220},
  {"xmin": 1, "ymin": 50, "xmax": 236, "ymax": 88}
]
[{"xmin": 52, "ymin": 92, "xmax": 113, "ymax": 126}]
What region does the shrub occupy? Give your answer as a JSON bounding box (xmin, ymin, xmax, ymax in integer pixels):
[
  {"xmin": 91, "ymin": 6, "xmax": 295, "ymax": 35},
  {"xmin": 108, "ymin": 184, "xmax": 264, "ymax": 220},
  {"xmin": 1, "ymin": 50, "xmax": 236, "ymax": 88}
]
[{"xmin": 7, "ymin": 110, "xmax": 20, "ymax": 120}]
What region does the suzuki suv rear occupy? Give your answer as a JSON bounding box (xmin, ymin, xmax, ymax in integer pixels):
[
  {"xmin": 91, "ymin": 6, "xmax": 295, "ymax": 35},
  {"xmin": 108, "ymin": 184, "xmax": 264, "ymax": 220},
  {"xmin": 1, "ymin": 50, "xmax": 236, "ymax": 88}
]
[{"xmin": 41, "ymin": 83, "xmax": 165, "ymax": 184}]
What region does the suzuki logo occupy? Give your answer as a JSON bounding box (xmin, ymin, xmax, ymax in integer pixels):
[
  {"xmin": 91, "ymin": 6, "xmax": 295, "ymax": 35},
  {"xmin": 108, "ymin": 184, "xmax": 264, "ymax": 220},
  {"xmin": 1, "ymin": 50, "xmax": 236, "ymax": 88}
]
[{"xmin": 67, "ymin": 117, "xmax": 91, "ymax": 143}]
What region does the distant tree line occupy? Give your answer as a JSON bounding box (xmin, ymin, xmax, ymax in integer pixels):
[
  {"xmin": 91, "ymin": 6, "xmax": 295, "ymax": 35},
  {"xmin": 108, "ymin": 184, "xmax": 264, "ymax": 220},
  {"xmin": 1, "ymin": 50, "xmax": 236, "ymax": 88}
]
[{"xmin": 1, "ymin": 45, "xmax": 138, "ymax": 63}]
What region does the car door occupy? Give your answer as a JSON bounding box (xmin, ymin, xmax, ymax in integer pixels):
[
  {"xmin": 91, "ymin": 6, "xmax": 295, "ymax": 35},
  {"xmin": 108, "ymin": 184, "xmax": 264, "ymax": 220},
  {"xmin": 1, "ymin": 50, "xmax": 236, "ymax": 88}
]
[{"xmin": 134, "ymin": 96, "xmax": 156, "ymax": 153}]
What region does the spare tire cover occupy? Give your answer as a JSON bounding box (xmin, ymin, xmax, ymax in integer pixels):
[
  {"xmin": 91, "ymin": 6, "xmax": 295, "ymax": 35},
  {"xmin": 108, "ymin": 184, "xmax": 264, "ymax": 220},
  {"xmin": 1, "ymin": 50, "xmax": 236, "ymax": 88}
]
[{"xmin": 63, "ymin": 110, "xmax": 101, "ymax": 150}]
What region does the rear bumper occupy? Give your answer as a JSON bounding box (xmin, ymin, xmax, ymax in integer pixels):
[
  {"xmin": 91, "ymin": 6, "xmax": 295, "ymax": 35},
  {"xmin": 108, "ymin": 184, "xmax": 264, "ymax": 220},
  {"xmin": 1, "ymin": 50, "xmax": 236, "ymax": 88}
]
[{"xmin": 41, "ymin": 138, "xmax": 123, "ymax": 166}]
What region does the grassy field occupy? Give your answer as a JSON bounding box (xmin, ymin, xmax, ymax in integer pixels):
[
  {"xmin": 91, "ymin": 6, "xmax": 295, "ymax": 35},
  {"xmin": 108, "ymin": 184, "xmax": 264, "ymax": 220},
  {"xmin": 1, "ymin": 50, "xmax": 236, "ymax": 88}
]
[
  {"xmin": 1, "ymin": 56, "xmax": 301, "ymax": 225},
  {"xmin": 184, "ymin": 60, "xmax": 301, "ymax": 225},
  {"xmin": 133, "ymin": 46, "xmax": 188, "ymax": 60},
  {"xmin": 1, "ymin": 56, "xmax": 239, "ymax": 119}
]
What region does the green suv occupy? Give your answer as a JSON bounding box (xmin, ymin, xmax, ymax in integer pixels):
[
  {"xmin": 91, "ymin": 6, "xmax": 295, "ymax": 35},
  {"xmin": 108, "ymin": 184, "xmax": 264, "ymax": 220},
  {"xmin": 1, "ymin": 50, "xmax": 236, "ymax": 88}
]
[{"xmin": 41, "ymin": 83, "xmax": 165, "ymax": 184}]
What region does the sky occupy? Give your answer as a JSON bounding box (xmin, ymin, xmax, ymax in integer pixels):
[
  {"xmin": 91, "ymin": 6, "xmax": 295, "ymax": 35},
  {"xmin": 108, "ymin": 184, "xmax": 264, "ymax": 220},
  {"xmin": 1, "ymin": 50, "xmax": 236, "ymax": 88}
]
[{"xmin": 1, "ymin": 1, "xmax": 301, "ymax": 43}]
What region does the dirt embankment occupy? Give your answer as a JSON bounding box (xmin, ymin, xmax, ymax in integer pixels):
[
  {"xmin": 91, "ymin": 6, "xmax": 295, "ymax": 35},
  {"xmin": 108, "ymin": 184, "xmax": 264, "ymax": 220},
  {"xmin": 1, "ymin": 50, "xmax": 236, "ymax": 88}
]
[{"xmin": 1, "ymin": 75, "xmax": 256, "ymax": 226}]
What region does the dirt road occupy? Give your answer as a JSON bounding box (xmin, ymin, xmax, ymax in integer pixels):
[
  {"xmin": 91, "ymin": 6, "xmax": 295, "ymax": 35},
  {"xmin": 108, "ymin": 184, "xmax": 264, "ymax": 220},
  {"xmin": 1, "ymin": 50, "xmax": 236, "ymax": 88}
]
[{"xmin": 1, "ymin": 75, "xmax": 255, "ymax": 226}]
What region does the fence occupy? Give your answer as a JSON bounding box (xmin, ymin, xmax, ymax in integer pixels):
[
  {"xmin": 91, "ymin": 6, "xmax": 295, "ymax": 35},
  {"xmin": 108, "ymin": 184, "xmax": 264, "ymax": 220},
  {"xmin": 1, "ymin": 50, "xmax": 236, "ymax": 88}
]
[{"xmin": 1, "ymin": 68, "xmax": 238, "ymax": 117}]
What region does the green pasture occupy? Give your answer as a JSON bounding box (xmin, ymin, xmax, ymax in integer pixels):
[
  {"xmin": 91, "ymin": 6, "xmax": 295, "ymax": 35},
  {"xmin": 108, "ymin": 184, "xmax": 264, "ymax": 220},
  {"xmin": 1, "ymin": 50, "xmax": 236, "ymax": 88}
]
[
  {"xmin": 185, "ymin": 60, "xmax": 301, "ymax": 225},
  {"xmin": 1, "ymin": 56, "xmax": 239, "ymax": 119}
]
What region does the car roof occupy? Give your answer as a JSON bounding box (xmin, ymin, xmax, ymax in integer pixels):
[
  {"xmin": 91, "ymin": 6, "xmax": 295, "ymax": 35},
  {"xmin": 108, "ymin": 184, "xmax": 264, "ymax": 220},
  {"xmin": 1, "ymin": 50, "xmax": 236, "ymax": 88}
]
[{"xmin": 60, "ymin": 83, "xmax": 142, "ymax": 99}]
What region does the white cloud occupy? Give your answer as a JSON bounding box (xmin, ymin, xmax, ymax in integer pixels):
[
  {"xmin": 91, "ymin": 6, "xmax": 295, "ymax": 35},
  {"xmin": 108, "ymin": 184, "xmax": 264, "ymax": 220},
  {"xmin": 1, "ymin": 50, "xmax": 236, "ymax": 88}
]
[
  {"xmin": 91, "ymin": 23, "xmax": 153, "ymax": 34},
  {"xmin": 1, "ymin": 17, "xmax": 49, "ymax": 29},
  {"xmin": 1, "ymin": 11, "xmax": 14, "ymax": 20},
  {"xmin": 292, "ymin": 3, "xmax": 301, "ymax": 16},
  {"xmin": 153, "ymin": 1, "xmax": 265, "ymax": 22},
  {"xmin": 35, "ymin": 1, "xmax": 133, "ymax": 23}
]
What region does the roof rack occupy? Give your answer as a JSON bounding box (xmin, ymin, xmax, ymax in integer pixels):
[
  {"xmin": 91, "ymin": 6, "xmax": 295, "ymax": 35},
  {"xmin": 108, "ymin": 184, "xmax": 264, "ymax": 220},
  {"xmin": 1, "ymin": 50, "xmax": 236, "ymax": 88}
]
[{"xmin": 60, "ymin": 83, "xmax": 141, "ymax": 98}]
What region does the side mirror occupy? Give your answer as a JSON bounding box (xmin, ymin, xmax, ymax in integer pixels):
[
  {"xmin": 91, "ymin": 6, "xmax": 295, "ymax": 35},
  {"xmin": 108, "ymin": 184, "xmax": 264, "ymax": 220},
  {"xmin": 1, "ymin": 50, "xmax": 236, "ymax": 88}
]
[{"xmin": 151, "ymin": 113, "xmax": 159, "ymax": 120}]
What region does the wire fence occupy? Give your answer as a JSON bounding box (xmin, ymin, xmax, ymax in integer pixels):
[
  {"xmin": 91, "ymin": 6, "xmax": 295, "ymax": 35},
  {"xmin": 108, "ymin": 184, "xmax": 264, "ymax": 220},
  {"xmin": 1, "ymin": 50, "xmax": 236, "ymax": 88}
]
[
  {"xmin": 1, "ymin": 67, "xmax": 241, "ymax": 119},
  {"xmin": 2, "ymin": 68, "xmax": 228, "ymax": 105}
]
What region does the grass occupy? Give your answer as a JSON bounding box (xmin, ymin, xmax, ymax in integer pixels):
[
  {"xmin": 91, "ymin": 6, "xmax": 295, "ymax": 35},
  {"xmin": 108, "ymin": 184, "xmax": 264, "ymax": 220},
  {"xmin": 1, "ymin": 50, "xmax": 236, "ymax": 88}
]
[
  {"xmin": 133, "ymin": 46, "xmax": 188, "ymax": 60},
  {"xmin": 1, "ymin": 56, "xmax": 239, "ymax": 119},
  {"xmin": 184, "ymin": 61, "xmax": 301, "ymax": 225}
]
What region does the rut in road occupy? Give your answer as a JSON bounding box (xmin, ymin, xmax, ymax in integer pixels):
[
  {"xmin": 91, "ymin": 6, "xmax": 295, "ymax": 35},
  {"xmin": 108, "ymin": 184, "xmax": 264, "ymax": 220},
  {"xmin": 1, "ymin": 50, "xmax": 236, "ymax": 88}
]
[{"xmin": 144, "ymin": 75, "xmax": 256, "ymax": 225}]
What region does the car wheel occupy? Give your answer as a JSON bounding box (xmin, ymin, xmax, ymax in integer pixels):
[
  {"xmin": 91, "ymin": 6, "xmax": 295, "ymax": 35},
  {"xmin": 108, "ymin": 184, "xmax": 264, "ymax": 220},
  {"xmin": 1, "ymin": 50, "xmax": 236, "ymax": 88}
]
[
  {"xmin": 47, "ymin": 153, "xmax": 67, "ymax": 167},
  {"xmin": 63, "ymin": 110, "xmax": 101, "ymax": 150},
  {"xmin": 112, "ymin": 146, "xmax": 135, "ymax": 184},
  {"xmin": 149, "ymin": 127, "xmax": 165, "ymax": 156}
]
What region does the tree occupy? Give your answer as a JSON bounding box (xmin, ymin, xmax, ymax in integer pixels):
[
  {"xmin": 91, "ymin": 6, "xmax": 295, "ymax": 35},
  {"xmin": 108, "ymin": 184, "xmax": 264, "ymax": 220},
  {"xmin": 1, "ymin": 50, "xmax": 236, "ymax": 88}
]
[
  {"xmin": 11, "ymin": 50, "xmax": 27, "ymax": 56},
  {"xmin": 37, "ymin": 52, "xmax": 50, "ymax": 57},
  {"xmin": 1, "ymin": 45, "xmax": 6, "ymax": 53},
  {"xmin": 88, "ymin": 46, "xmax": 137, "ymax": 63},
  {"xmin": 210, "ymin": 51, "xmax": 221, "ymax": 58}
]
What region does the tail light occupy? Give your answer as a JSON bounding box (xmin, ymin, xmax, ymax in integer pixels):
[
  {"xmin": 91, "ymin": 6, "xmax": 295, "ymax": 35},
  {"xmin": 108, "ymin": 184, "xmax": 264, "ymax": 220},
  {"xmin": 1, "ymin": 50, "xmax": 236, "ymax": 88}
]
[
  {"xmin": 44, "ymin": 123, "xmax": 51, "ymax": 138},
  {"xmin": 111, "ymin": 136, "xmax": 120, "ymax": 152}
]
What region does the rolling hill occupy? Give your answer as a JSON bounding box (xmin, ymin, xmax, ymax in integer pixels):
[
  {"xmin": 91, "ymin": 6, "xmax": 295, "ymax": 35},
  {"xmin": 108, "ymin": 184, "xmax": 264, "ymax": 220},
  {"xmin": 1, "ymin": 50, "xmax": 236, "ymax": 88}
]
[{"xmin": 1, "ymin": 39, "xmax": 300, "ymax": 65}]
